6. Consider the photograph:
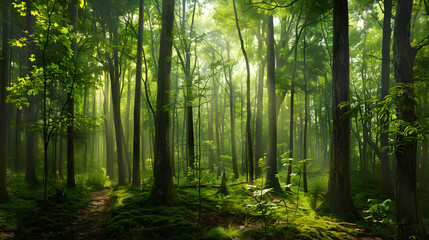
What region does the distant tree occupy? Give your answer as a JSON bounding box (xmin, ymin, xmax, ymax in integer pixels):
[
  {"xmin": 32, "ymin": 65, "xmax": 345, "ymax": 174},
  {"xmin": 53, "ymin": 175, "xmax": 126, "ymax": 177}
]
[{"xmin": 150, "ymin": 0, "xmax": 178, "ymax": 202}]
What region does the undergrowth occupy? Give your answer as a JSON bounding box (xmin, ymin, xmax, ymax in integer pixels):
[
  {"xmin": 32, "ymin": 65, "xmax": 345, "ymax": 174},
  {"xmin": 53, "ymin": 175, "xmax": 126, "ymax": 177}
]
[{"xmin": 0, "ymin": 169, "xmax": 109, "ymax": 239}]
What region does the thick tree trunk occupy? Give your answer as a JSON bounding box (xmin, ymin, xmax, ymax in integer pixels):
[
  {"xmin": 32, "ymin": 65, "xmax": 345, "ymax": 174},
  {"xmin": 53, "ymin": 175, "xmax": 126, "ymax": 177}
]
[
  {"xmin": 132, "ymin": 0, "xmax": 144, "ymax": 188},
  {"xmin": 265, "ymin": 15, "xmax": 282, "ymax": 192},
  {"xmin": 323, "ymin": 0, "xmax": 359, "ymax": 220},
  {"xmin": 150, "ymin": 0, "xmax": 178, "ymax": 202},
  {"xmin": 379, "ymin": 0, "xmax": 394, "ymax": 197},
  {"xmin": 0, "ymin": 0, "xmax": 9, "ymax": 202},
  {"xmin": 393, "ymin": 0, "xmax": 427, "ymax": 239}
]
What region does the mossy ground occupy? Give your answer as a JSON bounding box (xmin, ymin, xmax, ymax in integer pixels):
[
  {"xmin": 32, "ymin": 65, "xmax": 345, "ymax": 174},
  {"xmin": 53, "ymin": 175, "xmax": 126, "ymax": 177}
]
[{"xmin": 102, "ymin": 172, "xmax": 385, "ymax": 240}]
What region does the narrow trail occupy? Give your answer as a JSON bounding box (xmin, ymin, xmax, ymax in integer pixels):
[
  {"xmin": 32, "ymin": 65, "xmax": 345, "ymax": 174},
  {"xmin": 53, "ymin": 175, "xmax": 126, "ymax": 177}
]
[{"xmin": 61, "ymin": 189, "xmax": 110, "ymax": 240}]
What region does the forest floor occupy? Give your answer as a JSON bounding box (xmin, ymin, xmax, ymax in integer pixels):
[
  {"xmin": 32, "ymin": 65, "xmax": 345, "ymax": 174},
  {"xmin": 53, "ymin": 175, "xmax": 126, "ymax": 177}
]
[{"xmin": 56, "ymin": 189, "xmax": 110, "ymax": 240}]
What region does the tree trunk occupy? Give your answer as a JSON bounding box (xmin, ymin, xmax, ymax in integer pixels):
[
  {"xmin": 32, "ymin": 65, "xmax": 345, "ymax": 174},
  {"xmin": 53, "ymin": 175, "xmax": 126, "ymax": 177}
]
[
  {"xmin": 255, "ymin": 21, "xmax": 266, "ymax": 178},
  {"xmin": 303, "ymin": 29, "xmax": 308, "ymax": 193},
  {"xmin": 265, "ymin": 15, "xmax": 282, "ymax": 192},
  {"xmin": 14, "ymin": 109, "xmax": 21, "ymax": 172},
  {"xmin": 59, "ymin": 125, "xmax": 64, "ymax": 179},
  {"xmin": 233, "ymin": 0, "xmax": 253, "ymax": 183},
  {"xmin": 322, "ymin": 0, "xmax": 359, "ymax": 220},
  {"xmin": 393, "ymin": 0, "xmax": 427, "ymax": 238},
  {"xmin": 150, "ymin": 0, "xmax": 178, "ymax": 202},
  {"xmin": 67, "ymin": 0, "xmax": 78, "ymax": 188},
  {"xmin": 82, "ymin": 90, "xmax": 88, "ymax": 173},
  {"xmin": 0, "ymin": 0, "xmax": 9, "ymax": 202},
  {"xmin": 379, "ymin": 0, "xmax": 394, "ymax": 197},
  {"xmin": 132, "ymin": 0, "xmax": 144, "ymax": 188},
  {"xmin": 108, "ymin": 22, "xmax": 127, "ymax": 186},
  {"xmin": 104, "ymin": 73, "xmax": 115, "ymax": 179}
]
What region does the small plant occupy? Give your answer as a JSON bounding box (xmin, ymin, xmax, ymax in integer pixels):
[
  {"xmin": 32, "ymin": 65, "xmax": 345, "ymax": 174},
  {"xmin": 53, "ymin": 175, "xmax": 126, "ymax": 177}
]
[{"xmin": 363, "ymin": 199, "xmax": 393, "ymax": 224}]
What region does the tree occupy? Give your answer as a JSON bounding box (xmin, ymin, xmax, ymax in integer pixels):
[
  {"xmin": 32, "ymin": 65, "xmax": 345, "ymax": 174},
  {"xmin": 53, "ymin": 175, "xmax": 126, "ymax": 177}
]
[
  {"xmin": 132, "ymin": 0, "xmax": 144, "ymax": 188},
  {"xmin": 232, "ymin": 0, "xmax": 253, "ymax": 183},
  {"xmin": 67, "ymin": 0, "xmax": 77, "ymax": 188},
  {"xmin": 150, "ymin": 0, "xmax": 178, "ymax": 202},
  {"xmin": 0, "ymin": 0, "xmax": 10, "ymax": 202},
  {"xmin": 393, "ymin": 0, "xmax": 428, "ymax": 238},
  {"xmin": 265, "ymin": 14, "xmax": 282, "ymax": 193},
  {"xmin": 322, "ymin": 0, "xmax": 360, "ymax": 220},
  {"xmin": 379, "ymin": 0, "xmax": 394, "ymax": 197}
]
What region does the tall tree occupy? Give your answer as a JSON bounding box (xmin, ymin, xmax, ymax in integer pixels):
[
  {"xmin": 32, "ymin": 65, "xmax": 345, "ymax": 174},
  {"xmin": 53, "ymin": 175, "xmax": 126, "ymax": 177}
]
[
  {"xmin": 254, "ymin": 20, "xmax": 266, "ymax": 178},
  {"xmin": 379, "ymin": 0, "xmax": 394, "ymax": 196},
  {"xmin": 232, "ymin": 0, "xmax": 253, "ymax": 183},
  {"xmin": 132, "ymin": 0, "xmax": 144, "ymax": 188},
  {"xmin": 322, "ymin": 0, "xmax": 359, "ymax": 220},
  {"xmin": 265, "ymin": 14, "xmax": 282, "ymax": 192},
  {"xmin": 0, "ymin": 0, "xmax": 10, "ymax": 202},
  {"xmin": 393, "ymin": 0, "xmax": 427, "ymax": 238},
  {"xmin": 67, "ymin": 0, "xmax": 77, "ymax": 188},
  {"xmin": 150, "ymin": 0, "xmax": 178, "ymax": 202},
  {"xmin": 24, "ymin": 0, "xmax": 38, "ymax": 184}
]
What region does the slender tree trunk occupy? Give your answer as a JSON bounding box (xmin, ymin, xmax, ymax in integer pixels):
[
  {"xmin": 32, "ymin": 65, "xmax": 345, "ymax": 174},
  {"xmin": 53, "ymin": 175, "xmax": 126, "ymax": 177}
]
[
  {"xmin": 59, "ymin": 125, "xmax": 64, "ymax": 179},
  {"xmin": 104, "ymin": 74, "xmax": 115, "ymax": 179},
  {"xmin": 322, "ymin": 0, "xmax": 360, "ymax": 220},
  {"xmin": 233, "ymin": 0, "xmax": 253, "ymax": 182},
  {"xmin": 393, "ymin": 0, "xmax": 427, "ymax": 238},
  {"xmin": 82, "ymin": 90, "xmax": 88, "ymax": 173},
  {"xmin": 303, "ymin": 29, "xmax": 308, "ymax": 193},
  {"xmin": 266, "ymin": 15, "xmax": 282, "ymax": 192},
  {"xmin": 255, "ymin": 22, "xmax": 266, "ymax": 178},
  {"xmin": 150, "ymin": 0, "xmax": 178, "ymax": 202},
  {"xmin": 132, "ymin": 0, "xmax": 144, "ymax": 187},
  {"xmin": 14, "ymin": 109, "xmax": 21, "ymax": 172},
  {"xmin": 67, "ymin": 0, "xmax": 77, "ymax": 188},
  {"xmin": 380, "ymin": 0, "xmax": 394, "ymax": 196}
]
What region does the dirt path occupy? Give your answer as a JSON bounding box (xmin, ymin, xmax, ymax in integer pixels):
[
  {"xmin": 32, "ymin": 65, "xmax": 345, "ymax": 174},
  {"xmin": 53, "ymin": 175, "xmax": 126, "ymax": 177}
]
[{"xmin": 60, "ymin": 189, "xmax": 110, "ymax": 240}]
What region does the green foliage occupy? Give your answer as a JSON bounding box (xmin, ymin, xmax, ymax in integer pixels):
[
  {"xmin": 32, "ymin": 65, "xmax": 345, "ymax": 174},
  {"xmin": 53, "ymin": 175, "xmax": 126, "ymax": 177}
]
[{"xmin": 363, "ymin": 199, "xmax": 393, "ymax": 224}]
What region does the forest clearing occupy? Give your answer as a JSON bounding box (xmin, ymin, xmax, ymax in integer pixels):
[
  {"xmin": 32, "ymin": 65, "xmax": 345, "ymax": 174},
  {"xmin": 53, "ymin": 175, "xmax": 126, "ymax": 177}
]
[{"xmin": 0, "ymin": 0, "xmax": 428, "ymax": 239}]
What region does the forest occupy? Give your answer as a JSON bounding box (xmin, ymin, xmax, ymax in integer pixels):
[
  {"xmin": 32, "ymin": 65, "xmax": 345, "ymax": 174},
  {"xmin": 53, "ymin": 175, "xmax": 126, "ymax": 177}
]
[{"xmin": 0, "ymin": 0, "xmax": 428, "ymax": 239}]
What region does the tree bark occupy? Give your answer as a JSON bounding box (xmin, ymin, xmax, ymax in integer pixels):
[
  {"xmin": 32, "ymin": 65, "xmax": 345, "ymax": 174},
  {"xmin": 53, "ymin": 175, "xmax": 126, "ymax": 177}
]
[
  {"xmin": 265, "ymin": 15, "xmax": 282, "ymax": 192},
  {"xmin": 379, "ymin": 0, "xmax": 394, "ymax": 197},
  {"xmin": 150, "ymin": 0, "xmax": 178, "ymax": 202},
  {"xmin": 303, "ymin": 28, "xmax": 308, "ymax": 193},
  {"xmin": 393, "ymin": 0, "xmax": 427, "ymax": 238},
  {"xmin": 132, "ymin": 0, "xmax": 144, "ymax": 188},
  {"xmin": 322, "ymin": 0, "xmax": 359, "ymax": 220}
]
